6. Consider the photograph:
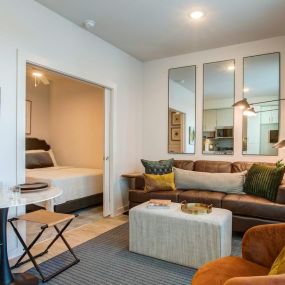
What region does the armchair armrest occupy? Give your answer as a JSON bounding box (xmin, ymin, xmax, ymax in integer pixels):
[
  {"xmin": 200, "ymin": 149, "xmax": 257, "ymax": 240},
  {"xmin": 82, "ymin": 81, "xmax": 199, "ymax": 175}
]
[
  {"xmin": 224, "ymin": 274, "xmax": 285, "ymax": 285},
  {"xmin": 276, "ymin": 180, "xmax": 285, "ymax": 204},
  {"xmin": 242, "ymin": 224, "xmax": 285, "ymax": 268}
]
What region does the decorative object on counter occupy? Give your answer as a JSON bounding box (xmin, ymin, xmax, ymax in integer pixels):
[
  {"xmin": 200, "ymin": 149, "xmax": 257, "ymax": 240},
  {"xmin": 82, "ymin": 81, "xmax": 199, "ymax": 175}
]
[
  {"xmin": 181, "ymin": 202, "xmax": 212, "ymax": 215},
  {"xmin": 244, "ymin": 163, "xmax": 285, "ymax": 202},
  {"xmin": 147, "ymin": 199, "xmax": 171, "ymax": 209},
  {"xmin": 144, "ymin": 172, "xmax": 176, "ymax": 193},
  {"xmin": 141, "ymin": 158, "xmax": 174, "ymax": 174}
]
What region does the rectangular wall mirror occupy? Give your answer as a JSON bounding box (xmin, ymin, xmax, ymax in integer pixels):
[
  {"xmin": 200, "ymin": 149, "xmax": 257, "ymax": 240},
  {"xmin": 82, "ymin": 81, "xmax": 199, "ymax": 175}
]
[
  {"xmin": 242, "ymin": 53, "xmax": 280, "ymax": 156},
  {"xmin": 203, "ymin": 60, "xmax": 235, "ymax": 155},
  {"xmin": 168, "ymin": 66, "xmax": 196, "ymax": 154}
]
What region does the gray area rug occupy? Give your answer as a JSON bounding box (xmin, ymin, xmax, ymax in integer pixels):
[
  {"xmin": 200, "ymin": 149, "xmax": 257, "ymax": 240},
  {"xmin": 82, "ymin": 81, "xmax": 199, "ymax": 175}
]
[{"xmin": 27, "ymin": 223, "xmax": 242, "ymax": 285}]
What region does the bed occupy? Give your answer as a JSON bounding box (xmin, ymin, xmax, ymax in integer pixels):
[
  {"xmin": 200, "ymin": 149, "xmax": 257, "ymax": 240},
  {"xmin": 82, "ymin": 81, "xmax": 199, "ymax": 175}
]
[{"xmin": 25, "ymin": 138, "xmax": 103, "ymax": 213}]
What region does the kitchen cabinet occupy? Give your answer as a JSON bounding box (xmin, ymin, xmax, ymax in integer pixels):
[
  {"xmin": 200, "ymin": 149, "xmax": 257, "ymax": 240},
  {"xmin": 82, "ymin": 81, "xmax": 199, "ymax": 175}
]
[
  {"xmin": 260, "ymin": 107, "xmax": 279, "ymax": 124},
  {"xmin": 216, "ymin": 108, "xmax": 233, "ymax": 127},
  {"xmin": 203, "ymin": 109, "xmax": 217, "ymax": 132}
]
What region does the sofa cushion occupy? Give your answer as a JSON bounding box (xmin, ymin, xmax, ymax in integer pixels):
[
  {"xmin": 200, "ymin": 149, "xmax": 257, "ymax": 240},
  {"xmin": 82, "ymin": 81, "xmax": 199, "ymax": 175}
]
[
  {"xmin": 243, "ymin": 164, "xmax": 285, "ymax": 202},
  {"xmin": 129, "ymin": 189, "xmax": 151, "ymax": 203},
  {"xmin": 149, "ymin": 190, "xmax": 183, "ymax": 202},
  {"xmin": 194, "ymin": 160, "xmax": 232, "ymax": 173},
  {"xmin": 192, "ymin": 256, "xmax": 269, "ymax": 285},
  {"xmin": 144, "ymin": 173, "xmax": 176, "ymax": 192},
  {"xmin": 232, "ymin": 161, "xmax": 275, "ymax": 173},
  {"xmin": 178, "ymin": 190, "xmax": 226, "ymax": 208},
  {"xmin": 173, "ymin": 160, "xmax": 194, "ymax": 171},
  {"xmin": 174, "ymin": 167, "xmax": 246, "ymax": 194},
  {"xmin": 141, "ymin": 158, "xmax": 174, "ymax": 174},
  {"xmin": 222, "ymin": 194, "xmax": 285, "ymax": 222},
  {"xmin": 129, "ymin": 189, "xmax": 182, "ymax": 203}
]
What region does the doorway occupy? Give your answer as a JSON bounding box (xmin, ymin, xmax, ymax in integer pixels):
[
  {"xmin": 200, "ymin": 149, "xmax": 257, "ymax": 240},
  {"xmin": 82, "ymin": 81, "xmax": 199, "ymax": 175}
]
[{"xmin": 17, "ymin": 60, "xmax": 114, "ymax": 218}]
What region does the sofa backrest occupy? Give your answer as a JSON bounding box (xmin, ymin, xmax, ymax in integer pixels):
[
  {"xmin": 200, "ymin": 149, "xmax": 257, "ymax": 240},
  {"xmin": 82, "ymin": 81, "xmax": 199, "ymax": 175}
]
[
  {"xmin": 194, "ymin": 160, "xmax": 232, "ymax": 173},
  {"xmin": 173, "ymin": 160, "xmax": 194, "ymax": 171},
  {"xmin": 232, "ymin": 161, "xmax": 276, "ymax": 173}
]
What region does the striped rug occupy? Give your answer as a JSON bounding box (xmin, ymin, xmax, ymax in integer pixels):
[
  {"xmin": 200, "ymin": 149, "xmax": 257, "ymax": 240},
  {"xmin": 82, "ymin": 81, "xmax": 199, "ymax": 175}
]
[{"xmin": 27, "ymin": 223, "xmax": 242, "ymax": 285}]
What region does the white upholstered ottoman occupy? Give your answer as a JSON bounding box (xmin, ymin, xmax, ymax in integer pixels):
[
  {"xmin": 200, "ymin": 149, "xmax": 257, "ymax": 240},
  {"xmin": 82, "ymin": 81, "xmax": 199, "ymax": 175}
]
[{"xmin": 129, "ymin": 202, "xmax": 232, "ymax": 268}]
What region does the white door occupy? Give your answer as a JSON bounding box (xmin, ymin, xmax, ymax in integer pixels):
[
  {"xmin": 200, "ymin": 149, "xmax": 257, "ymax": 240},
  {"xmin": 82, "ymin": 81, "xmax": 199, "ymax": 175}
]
[{"xmin": 103, "ymin": 88, "xmax": 111, "ymax": 217}]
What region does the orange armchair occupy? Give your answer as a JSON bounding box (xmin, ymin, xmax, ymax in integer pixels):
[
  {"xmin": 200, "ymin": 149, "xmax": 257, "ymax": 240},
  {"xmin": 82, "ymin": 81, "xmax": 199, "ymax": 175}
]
[{"xmin": 192, "ymin": 224, "xmax": 285, "ymax": 285}]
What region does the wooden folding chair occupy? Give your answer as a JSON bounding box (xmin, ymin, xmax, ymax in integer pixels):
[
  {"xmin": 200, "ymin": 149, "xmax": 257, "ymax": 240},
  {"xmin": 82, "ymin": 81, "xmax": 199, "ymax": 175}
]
[{"xmin": 9, "ymin": 210, "xmax": 80, "ymax": 283}]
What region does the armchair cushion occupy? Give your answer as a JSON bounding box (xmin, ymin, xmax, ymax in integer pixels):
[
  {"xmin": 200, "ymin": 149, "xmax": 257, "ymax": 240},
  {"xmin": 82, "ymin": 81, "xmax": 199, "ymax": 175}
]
[{"xmin": 192, "ymin": 256, "xmax": 269, "ymax": 285}]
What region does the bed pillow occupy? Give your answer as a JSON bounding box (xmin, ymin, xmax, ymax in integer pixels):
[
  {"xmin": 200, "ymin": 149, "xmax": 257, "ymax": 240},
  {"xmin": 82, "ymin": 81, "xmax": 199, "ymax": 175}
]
[
  {"xmin": 173, "ymin": 167, "xmax": 246, "ymax": 194},
  {"xmin": 26, "ymin": 149, "xmax": 58, "ymax": 166},
  {"xmin": 141, "ymin": 158, "xmax": 174, "ymax": 174},
  {"xmin": 144, "ymin": 172, "xmax": 176, "ymax": 193},
  {"xmin": 26, "ymin": 152, "xmax": 54, "ymax": 169},
  {"xmin": 244, "ymin": 164, "xmax": 285, "ymax": 202}
]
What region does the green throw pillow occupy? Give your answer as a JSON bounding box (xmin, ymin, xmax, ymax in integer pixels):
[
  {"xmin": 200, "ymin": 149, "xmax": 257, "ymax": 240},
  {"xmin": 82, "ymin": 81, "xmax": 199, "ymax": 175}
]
[
  {"xmin": 141, "ymin": 159, "xmax": 174, "ymax": 175},
  {"xmin": 244, "ymin": 164, "xmax": 285, "ymax": 202}
]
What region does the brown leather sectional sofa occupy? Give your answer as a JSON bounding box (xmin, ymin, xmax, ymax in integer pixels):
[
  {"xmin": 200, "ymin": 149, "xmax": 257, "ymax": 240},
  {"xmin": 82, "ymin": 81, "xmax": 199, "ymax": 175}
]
[{"xmin": 127, "ymin": 160, "xmax": 285, "ymax": 232}]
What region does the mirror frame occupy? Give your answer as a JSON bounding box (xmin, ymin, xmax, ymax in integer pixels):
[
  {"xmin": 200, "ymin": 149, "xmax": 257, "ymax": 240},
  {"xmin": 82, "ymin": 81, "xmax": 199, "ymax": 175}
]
[
  {"xmin": 168, "ymin": 65, "xmax": 197, "ymax": 154},
  {"xmin": 202, "ymin": 59, "xmax": 236, "ymax": 155},
  {"xmin": 242, "ymin": 52, "xmax": 281, "ymax": 156}
]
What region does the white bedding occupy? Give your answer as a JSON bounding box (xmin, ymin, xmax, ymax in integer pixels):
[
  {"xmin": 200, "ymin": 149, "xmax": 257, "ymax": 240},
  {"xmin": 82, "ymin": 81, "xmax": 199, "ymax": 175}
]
[{"xmin": 26, "ymin": 166, "xmax": 103, "ymax": 206}]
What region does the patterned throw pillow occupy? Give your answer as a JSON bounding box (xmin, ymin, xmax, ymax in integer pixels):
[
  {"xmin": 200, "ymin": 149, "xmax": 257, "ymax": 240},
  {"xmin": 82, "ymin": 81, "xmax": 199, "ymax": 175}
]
[
  {"xmin": 141, "ymin": 159, "xmax": 174, "ymax": 174},
  {"xmin": 244, "ymin": 164, "xmax": 285, "ymax": 202},
  {"xmin": 144, "ymin": 172, "xmax": 176, "ymax": 193}
]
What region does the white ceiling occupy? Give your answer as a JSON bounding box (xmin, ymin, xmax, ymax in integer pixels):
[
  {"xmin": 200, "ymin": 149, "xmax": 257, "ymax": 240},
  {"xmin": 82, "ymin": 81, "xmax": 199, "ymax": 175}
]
[{"xmin": 35, "ymin": 0, "xmax": 285, "ymax": 61}]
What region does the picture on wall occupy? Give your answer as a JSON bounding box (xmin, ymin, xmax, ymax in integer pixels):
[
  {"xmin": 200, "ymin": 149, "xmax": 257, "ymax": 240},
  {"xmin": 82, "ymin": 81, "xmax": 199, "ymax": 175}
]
[
  {"xmin": 171, "ymin": 112, "xmax": 181, "ymax": 125},
  {"xmin": 171, "ymin": 128, "xmax": 181, "ymax": 141},
  {"xmin": 26, "ymin": 100, "xmax": 32, "ymax": 135}
]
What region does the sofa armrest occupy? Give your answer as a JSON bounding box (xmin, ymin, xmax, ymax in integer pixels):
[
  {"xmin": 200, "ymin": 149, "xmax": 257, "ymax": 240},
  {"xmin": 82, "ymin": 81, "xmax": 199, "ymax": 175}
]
[
  {"xmin": 242, "ymin": 224, "xmax": 285, "ymax": 268},
  {"xmin": 276, "ymin": 180, "xmax": 285, "ymax": 204},
  {"xmin": 122, "ymin": 173, "xmax": 144, "ymax": 190},
  {"xmin": 224, "ymin": 274, "xmax": 285, "ymax": 285}
]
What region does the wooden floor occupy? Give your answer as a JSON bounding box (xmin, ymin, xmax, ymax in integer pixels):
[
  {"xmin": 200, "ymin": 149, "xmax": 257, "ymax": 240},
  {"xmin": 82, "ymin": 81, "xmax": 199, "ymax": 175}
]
[{"xmin": 11, "ymin": 206, "xmax": 128, "ymax": 273}]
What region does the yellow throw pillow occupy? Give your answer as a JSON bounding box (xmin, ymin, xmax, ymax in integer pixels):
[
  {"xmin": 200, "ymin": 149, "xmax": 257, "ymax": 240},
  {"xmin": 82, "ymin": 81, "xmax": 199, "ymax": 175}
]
[
  {"xmin": 144, "ymin": 172, "xmax": 176, "ymax": 193},
  {"xmin": 269, "ymin": 245, "xmax": 285, "ymax": 275}
]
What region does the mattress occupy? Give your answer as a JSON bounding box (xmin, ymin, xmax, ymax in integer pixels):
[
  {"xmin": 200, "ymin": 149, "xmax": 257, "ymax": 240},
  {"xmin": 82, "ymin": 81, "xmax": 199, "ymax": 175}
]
[{"xmin": 26, "ymin": 166, "xmax": 103, "ymax": 206}]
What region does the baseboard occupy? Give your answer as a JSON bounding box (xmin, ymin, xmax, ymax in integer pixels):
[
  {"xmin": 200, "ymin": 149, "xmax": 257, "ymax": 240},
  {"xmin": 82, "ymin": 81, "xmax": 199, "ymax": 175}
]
[{"xmin": 112, "ymin": 204, "xmax": 129, "ymax": 217}]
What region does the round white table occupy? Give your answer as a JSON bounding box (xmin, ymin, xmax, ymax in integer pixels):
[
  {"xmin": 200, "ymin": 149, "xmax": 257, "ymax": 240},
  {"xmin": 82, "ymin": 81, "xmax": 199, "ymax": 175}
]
[{"xmin": 0, "ymin": 187, "xmax": 62, "ymax": 285}]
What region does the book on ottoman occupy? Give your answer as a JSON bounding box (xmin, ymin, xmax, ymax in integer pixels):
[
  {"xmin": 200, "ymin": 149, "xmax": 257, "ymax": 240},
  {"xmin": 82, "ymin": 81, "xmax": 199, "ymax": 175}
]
[{"xmin": 147, "ymin": 199, "xmax": 171, "ymax": 209}]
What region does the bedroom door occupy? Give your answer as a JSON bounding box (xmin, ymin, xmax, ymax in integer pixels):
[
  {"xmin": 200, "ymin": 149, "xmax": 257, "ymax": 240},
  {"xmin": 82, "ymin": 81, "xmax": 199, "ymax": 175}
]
[{"xmin": 103, "ymin": 88, "xmax": 111, "ymax": 217}]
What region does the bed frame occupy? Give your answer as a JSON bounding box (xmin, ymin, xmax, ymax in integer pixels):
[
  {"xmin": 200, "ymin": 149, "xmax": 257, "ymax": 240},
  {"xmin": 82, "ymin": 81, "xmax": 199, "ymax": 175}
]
[{"xmin": 26, "ymin": 137, "xmax": 103, "ymax": 213}]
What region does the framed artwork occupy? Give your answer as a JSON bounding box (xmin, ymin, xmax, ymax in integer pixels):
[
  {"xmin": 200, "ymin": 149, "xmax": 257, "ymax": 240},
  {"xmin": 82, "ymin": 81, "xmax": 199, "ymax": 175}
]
[
  {"xmin": 171, "ymin": 128, "xmax": 181, "ymax": 141},
  {"xmin": 171, "ymin": 112, "xmax": 181, "ymax": 125},
  {"xmin": 26, "ymin": 100, "xmax": 32, "ymax": 135},
  {"xmin": 269, "ymin": 130, "xmax": 278, "ymax": 144}
]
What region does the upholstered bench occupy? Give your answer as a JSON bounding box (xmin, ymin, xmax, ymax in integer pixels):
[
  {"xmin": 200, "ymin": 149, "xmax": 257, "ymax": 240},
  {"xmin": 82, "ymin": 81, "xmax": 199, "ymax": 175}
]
[{"xmin": 129, "ymin": 202, "xmax": 232, "ymax": 268}]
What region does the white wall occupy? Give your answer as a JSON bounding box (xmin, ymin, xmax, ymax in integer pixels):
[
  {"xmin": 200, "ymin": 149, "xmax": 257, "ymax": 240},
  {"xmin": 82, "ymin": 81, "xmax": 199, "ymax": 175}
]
[
  {"xmin": 26, "ymin": 76, "xmax": 50, "ymax": 141},
  {"xmin": 49, "ymin": 78, "xmax": 104, "ymax": 169},
  {"xmin": 0, "ymin": 0, "xmax": 143, "ymax": 257},
  {"xmin": 143, "ymin": 36, "xmax": 285, "ymax": 163}
]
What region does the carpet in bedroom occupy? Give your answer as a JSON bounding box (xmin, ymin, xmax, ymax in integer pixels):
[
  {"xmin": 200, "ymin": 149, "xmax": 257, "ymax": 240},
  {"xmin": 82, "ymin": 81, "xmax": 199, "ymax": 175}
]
[{"xmin": 27, "ymin": 223, "xmax": 242, "ymax": 285}]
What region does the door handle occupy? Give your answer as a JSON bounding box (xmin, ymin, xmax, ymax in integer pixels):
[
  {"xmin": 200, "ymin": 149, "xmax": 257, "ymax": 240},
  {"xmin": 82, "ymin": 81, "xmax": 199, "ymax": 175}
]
[{"xmin": 104, "ymin": 156, "xmax": 109, "ymax": 161}]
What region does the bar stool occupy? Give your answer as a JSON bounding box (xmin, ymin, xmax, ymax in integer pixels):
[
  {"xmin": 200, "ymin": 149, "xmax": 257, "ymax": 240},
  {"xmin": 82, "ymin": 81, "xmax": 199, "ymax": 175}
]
[{"xmin": 9, "ymin": 210, "xmax": 80, "ymax": 283}]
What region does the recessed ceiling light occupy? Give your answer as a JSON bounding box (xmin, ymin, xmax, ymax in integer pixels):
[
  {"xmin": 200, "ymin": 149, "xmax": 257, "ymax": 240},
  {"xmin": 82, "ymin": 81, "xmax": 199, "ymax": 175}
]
[
  {"xmin": 227, "ymin": 65, "xmax": 235, "ymax": 71},
  {"xmin": 189, "ymin": 11, "xmax": 204, "ymax": 20},
  {"xmin": 32, "ymin": 72, "xmax": 42, "ymax": 77},
  {"xmin": 83, "ymin": 19, "xmax": 96, "ymax": 30}
]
